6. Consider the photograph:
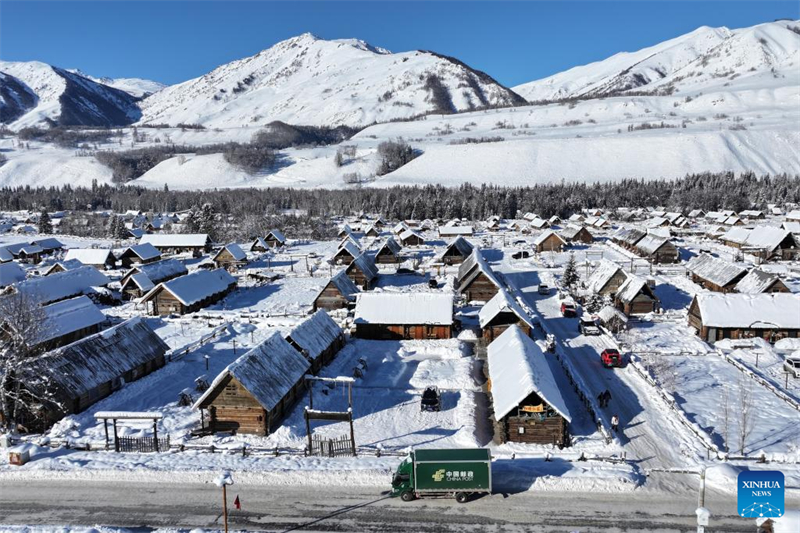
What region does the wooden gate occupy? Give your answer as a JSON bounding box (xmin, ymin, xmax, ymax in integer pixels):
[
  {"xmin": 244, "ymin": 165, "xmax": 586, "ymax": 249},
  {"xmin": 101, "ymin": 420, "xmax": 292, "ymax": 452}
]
[{"xmin": 308, "ymin": 434, "xmax": 355, "ymax": 457}]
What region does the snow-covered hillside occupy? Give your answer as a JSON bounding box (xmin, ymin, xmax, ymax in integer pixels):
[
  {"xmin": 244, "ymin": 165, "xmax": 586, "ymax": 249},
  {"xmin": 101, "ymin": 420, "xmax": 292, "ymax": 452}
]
[
  {"xmin": 67, "ymin": 69, "xmax": 165, "ymax": 98},
  {"xmin": 138, "ymin": 33, "xmax": 525, "ymax": 128},
  {"xmin": 514, "ymin": 20, "xmax": 800, "ymax": 101},
  {"xmin": 0, "ymin": 61, "xmax": 142, "ymax": 128}
]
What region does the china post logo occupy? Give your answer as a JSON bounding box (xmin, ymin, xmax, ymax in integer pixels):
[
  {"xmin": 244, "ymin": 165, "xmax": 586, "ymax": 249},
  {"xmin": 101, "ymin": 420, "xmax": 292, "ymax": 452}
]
[{"xmin": 738, "ymin": 470, "xmax": 784, "ymax": 518}]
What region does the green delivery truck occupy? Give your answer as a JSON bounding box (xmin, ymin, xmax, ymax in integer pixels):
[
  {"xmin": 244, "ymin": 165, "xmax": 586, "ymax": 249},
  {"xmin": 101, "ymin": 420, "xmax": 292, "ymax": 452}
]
[{"xmin": 390, "ymin": 448, "xmax": 492, "ymax": 503}]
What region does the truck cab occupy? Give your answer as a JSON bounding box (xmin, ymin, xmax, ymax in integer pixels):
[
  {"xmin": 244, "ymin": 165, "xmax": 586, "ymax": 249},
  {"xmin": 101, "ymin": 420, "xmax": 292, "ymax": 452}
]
[{"xmin": 391, "ymin": 456, "xmax": 414, "ymax": 500}]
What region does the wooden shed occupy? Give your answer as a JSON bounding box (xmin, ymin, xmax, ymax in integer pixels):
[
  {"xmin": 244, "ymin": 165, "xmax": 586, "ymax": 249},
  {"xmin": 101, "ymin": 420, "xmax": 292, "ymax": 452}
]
[
  {"xmin": 285, "ymin": 310, "xmax": 345, "ymax": 374},
  {"xmin": 612, "ymin": 227, "xmax": 646, "ymax": 251},
  {"xmin": 374, "ymin": 236, "xmax": 402, "ymax": 264},
  {"xmin": 688, "ymin": 293, "xmax": 800, "ymax": 343},
  {"xmin": 333, "ymin": 241, "xmax": 362, "ymax": 266},
  {"xmin": 584, "ymin": 259, "xmax": 627, "ymax": 296},
  {"xmin": 193, "ymin": 333, "xmax": 310, "ymax": 435},
  {"xmin": 313, "ymin": 271, "xmax": 359, "ymax": 311},
  {"xmin": 478, "ymin": 290, "xmax": 536, "ymax": 341},
  {"xmin": 64, "ymin": 249, "xmax": 116, "ymax": 270},
  {"xmin": 634, "ymin": 234, "xmax": 680, "ymax": 264},
  {"xmin": 457, "ymin": 249, "xmax": 503, "ymax": 303},
  {"xmin": 12, "ymin": 318, "xmax": 168, "ymax": 432},
  {"xmin": 439, "ymin": 236, "xmax": 474, "ymax": 265},
  {"xmin": 212, "ymin": 243, "xmax": 248, "ymax": 271},
  {"xmin": 685, "ymin": 254, "xmax": 747, "ymax": 293},
  {"xmin": 119, "ymin": 259, "xmax": 188, "ymax": 300},
  {"xmin": 354, "ymin": 292, "xmax": 453, "ymax": 340},
  {"xmin": 560, "ymin": 225, "xmax": 593, "ymax": 244},
  {"xmin": 398, "ymin": 229, "xmax": 425, "ymax": 247},
  {"xmin": 10, "ymin": 265, "xmax": 110, "ymax": 306},
  {"xmin": 139, "ymin": 234, "xmax": 211, "ymax": 256},
  {"xmin": 734, "ymin": 269, "xmax": 791, "ymax": 294},
  {"xmin": 264, "ymin": 229, "xmax": 286, "ymax": 249},
  {"xmin": 117, "ymin": 243, "xmax": 162, "ymax": 268},
  {"xmin": 140, "ymin": 269, "xmax": 237, "ymax": 316},
  {"xmin": 614, "ymin": 275, "xmax": 659, "ymax": 316},
  {"xmin": 345, "ymin": 252, "xmax": 379, "ymax": 289},
  {"xmin": 533, "ymin": 230, "xmax": 566, "ymax": 253},
  {"xmin": 488, "ymin": 325, "xmax": 571, "ymax": 447}
]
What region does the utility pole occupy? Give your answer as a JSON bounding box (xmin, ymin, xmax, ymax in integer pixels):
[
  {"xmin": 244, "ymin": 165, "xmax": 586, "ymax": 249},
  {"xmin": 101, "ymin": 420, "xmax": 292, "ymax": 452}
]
[{"xmin": 214, "ymin": 472, "xmax": 234, "ymax": 533}]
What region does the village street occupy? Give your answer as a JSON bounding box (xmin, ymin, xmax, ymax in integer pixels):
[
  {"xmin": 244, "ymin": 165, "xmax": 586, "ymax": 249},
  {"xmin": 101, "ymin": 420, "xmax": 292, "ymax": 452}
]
[
  {"xmin": 494, "ymin": 252, "xmax": 711, "ymax": 471},
  {"xmin": 0, "ymin": 477, "xmax": 770, "ymax": 532}
]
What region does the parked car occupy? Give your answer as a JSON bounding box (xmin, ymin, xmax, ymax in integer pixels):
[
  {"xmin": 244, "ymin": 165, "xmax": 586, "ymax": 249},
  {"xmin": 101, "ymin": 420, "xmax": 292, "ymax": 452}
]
[
  {"xmin": 561, "ymin": 300, "xmax": 577, "ymax": 317},
  {"xmin": 511, "ymin": 250, "xmax": 530, "ymax": 260},
  {"xmin": 579, "ymin": 316, "xmax": 601, "ymax": 336},
  {"xmin": 538, "ymin": 284, "xmax": 550, "ymax": 295},
  {"xmin": 784, "ymin": 357, "xmax": 800, "ymax": 378},
  {"xmin": 421, "ymin": 386, "xmax": 441, "ymax": 412},
  {"xmin": 600, "ymin": 348, "xmax": 622, "ymax": 368},
  {"xmin": 428, "ymin": 278, "xmax": 439, "ymax": 289}
]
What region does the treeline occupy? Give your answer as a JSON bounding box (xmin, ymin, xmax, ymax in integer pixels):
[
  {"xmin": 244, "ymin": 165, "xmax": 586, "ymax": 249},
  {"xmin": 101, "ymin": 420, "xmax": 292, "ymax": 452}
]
[{"xmin": 0, "ymin": 171, "xmax": 797, "ymax": 222}]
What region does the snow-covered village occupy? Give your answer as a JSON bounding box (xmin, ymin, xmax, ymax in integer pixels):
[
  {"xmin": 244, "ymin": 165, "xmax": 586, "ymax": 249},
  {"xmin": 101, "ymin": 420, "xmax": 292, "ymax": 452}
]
[{"xmin": 1, "ymin": 1, "xmax": 800, "ymax": 532}]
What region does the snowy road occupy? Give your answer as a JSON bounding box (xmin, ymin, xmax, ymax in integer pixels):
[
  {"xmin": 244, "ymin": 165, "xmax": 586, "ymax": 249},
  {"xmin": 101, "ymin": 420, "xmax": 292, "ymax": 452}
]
[
  {"xmin": 0, "ymin": 478, "xmax": 759, "ymax": 532},
  {"xmin": 496, "ymin": 255, "xmax": 708, "ymax": 470}
]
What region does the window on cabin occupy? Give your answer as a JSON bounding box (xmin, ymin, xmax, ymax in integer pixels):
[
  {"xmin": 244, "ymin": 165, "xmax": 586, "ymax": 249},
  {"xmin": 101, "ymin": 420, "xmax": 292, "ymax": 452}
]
[{"xmin": 518, "ymin": 427, "xmax": 525, "ymax": 434}]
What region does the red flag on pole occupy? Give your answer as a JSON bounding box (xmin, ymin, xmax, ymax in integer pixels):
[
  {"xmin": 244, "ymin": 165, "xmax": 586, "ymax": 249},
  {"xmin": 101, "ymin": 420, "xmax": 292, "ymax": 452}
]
[{"xmin": 234, "ymin": 495, "xmax": 241, "ymax": 510}]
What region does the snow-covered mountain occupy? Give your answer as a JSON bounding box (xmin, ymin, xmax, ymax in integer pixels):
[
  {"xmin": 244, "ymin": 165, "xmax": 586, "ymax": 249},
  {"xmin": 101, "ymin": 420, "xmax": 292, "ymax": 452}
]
[
  {"xmin": 0, "ymin": 61, "xmax": 142, "ymax": 128},
  {"xmin": 138, "ymin": 33, "xmax": 526, "ymax": 128},
  {"xmin": 514, "ymin": 20, "xmax": 800, "ymax": 101},
  {"xmin": 67, "ymin": 69, "xmax": 165, "ymax": 98}
]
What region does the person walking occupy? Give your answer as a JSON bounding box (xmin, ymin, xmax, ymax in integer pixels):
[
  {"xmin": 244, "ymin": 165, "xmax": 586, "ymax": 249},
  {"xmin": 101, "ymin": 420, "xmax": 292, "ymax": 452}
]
[
  {"xmin": 604, "ymin": 390, "xmax": 612, "ymax": 406},
  {"xmin": 597, "ymin": 391, "xmax": 606, "ymax": 407},
  {"xmin": 611, "ymin": 414, "xmax": 620, "ymax": 433}
]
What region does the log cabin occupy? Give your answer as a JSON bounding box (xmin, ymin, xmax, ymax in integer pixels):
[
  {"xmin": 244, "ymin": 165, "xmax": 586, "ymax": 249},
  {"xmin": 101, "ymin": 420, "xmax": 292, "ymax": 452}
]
[
  {"xmin": 688, "ymin": 293, "xmax": 800, "ymax": 343},
  {"xmin": 685, "ymin": 254, "xmax": 748, "ymax": 293},
  {"xmin": 139, "ymin": 234, "xmax": 211, "ymax": 256},
  {"xmin": 398, "ymin": 229, "xmax": 425, "ymax": 247},
  {"xmin": 584, "ymin": 259, "xmax": 627, "ymax": 296},
  {"xmin": 8, "ymin": 265, "xmax": 110, "ymax": 306},
  {"xmin": 117, "ymin": 243, "xmax": 162, "ymax": 268},
  {"xmin": 285, "ymin": 310, "xmax": 345, "ymax": 374},
  {"xmin": 478, "ymin": 290, "xmax": 536, "ymax": 341},
  {"xmin": 212, "ymin": 244, "xmax": 248, "ymax": 271},
  {"xmin": 140, "ymin": 269, "xmax": 237, "ymax": 316},
  {"xmin": 12, "ymin": 318, "xmax": 168, "ymax": 432},
  {"xmin": 344, "ymin": 252, "xmax": 379, "ymax": 289},
  {"xmin": 611, "ymin": 227, "xmax": 646, "ymax": 251},
  {"xmin": 560, "ymin": 225, "xmax": 593, "ymax": 244},
  {"xmin": 332, "ymin": 241, "xmax": 362, "ymax": 266},
  {"xmin": 64, "ymin": 249, "xmax": 116, "ymax": 270},
  {"xmin": 438, "ymin": 226, "xmax": 474, "ymax": 238},
  {"xmin": 354, "ymin": 292, "xmax": 453, "ymax": 340},
  {"xmin": 720, "ymin": 226, "xmax": 798, "ymax": 261},
  {"xmin": 634, "ymin": 234, "xmax": 680, "ymax": 264},
  {"xmin": 614, "ymin": 275, "xmax": 659, "ymax": 316},
  {"xmin": 193, "ymin": 333, "xmax": 310, "ymax": 436},
  {"xmin": 734, "ymin": 269, "xmax": 791, "ymax": 294},
  {"xmin": 119, "ymin": 259, "xmax": 188, "ymax": 300},
  {"xmin": 533, "ymin": 230, "xmax": 566, "ymax": 253},
  {"xmin": 439, "ymin": 236, "xmax": 474, "ymax": 265},
  {"xmin": 457, "ymin": 249, "xmax": 503, "ymax": 303},
  {"xmin": 264, "ymin": 229, "xmax": 286, "ymax": 249},
  {"xmin": 0, "ymin": 261, "xmax": 25, "ymax": 289},
  {"xmin": 374, "ymin": 236, "xmax": 402, "ymax": 264},
  {"xmin": 250, "ymin": 236, "xmax": 271, "ymax": 253},
  {"xmin": 312, "ymin": 271, "xmax": 359, "ymax": 311},
  {"xmin": 488, "ymin": 325, "xmax": 571, "ymax": 447}
]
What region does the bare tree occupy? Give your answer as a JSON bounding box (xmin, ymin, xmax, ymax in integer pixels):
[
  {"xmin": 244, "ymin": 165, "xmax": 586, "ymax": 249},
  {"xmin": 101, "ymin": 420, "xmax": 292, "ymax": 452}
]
[
  {"xmin": 737, "ymin": 376, "xmax": 755, "ymax": 455},
  {"xmin": 721, "ymin": 387, "xmax": 731, "ymax": 454},
  {"xmin": 0, "ymin": 291, "xmax": 47, "ymax": 430}
]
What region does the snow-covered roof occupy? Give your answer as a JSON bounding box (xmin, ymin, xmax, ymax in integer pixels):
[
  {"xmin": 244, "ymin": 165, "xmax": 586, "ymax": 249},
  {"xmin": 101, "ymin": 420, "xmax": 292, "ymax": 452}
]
[
  {"xmin": 458, "ymin": 248, "xmax": 504, "ymax": 292},
  {"xmin": 13, "ymin": 265, "xmax": 110, "ymax": 305},
  {"xmin": 438, "ymin": 225, "xmax": 474, "ymax": 236},
  {"xmin": 478, "ymin": 290, "xmax": 536, "ymax": 329},
  {"xmin": 487, "ymin": 325, "xmax": 571, "ymax": 422},
  {"xmin": 532, "ymin": 230, "xmax": 565, "ymax": 246},
  {"xmin": 214, "ymin": 243, "xmax": 247, "ymax": 262},
  {"xmin": 144, "ymin": 269, "xmax": 236, "ymax": 306},
  {"xmin": 560, "ymin": 224, "xmax": 591, "ymax": 240},
  {"xmin": 64, "ymin": 248, "xmax": 114, "ymax": 266},
  {"xmin": 18, "ymin": 318, "xmax": 169, "ymax": 409},
  {"xmin": 734, "ymin": 269, "xmax": 782, "ymax": 294},
  {"xmin": 399, "ymin": 228, "xmax": 424, "ymax": 243},
  {"xmin": 782, "ymin": 221, "xmax": 800, "ymax": 234},
  {"xmin": 529, "ymin": 218, "xmax": 549, "ymax": 229},
  {"xmin": 31, "ymin": 237, "xmax": 64, "ymax": 251},
  {"xmin": 441, "ymin": 236, "xmax": 474, "ymax": 259},
  {"xmin": 635, "ymin": 234, "xmax": 672, "ymax": 255},
  {"xmin": 0, "ymin": 261, "xmax": 26, "ymax": 288},
  {"xmin": 43, "ymin": 258, "xmax": 85, "ymax": 276},
  {"xmin": 126, "ymin": 272, "xmax": 155, "ymax": 292},
  {"xmin": 194, "ymin": 332, "xmax": 310, "ymax": 412},
  {"xmin": 286, "ymin": 310, "xmax": 342, "ymax": 362},
  {"xmin": 318, "ymin": 270, "xmax": 359, "ymax": 302},
  {"xmin": 335, "ymin": 240, "xmax": 362, "ymax": 260},
  {"xmin": 685, "ymin": 254, "xmax": 747, "ymax": 287},
  {"xmin": 139, "ymin": 233, "xmax": 209, "ymax": 248},
  {"xmin": 122, "ymin": 258, "xmax": 188, "ymax": 286},
  {"xmin": 721, "ymin": 226, "xmax": 792, "ymax": 252},
  {"xmin": 585, "ymin": 259, "xmax": 624, "ymax": 294},
  {"xmin": 37, "ymin": 295, "xmax": 106, "ymax": 345},
  {"xmin": 355, "ymin": 292, "xmax": 453, "ymax": 325},
  {"xmin": 348, "ymin": 252, "xmax": 379, "ymax": 282},
  {"xmin": 613, "ymin": 227, "xmax": 646, "ymax": 246},
  {"xmin": 616, "ymin": 274, "xmax": 654, "ymax": 304},
  {"xmin": 266, "ymin": 229, "xmax": 286, "ymax": 243},
  {"xmin": 376, "ymin": 236, "xmax": 402, "ymax": 257},
  {"xmin": 120, "ymin": 243, "xmax": 161, "ymax": 262},
  {"xmin": 693, "ymin": 293, "xmax": 800, "ymax": 329},
  {"xmin": 598, "ymin": 305, "xmax": 628, "ymax": 324},
  {"xmin": 0, "ymin": 248, "xmax": 13, "ymax": 262}
]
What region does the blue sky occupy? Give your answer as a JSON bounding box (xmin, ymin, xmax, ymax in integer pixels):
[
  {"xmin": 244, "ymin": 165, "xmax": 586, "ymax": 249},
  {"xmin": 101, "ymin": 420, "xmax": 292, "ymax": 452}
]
[{"xmin": 1, "ymin": 1, "xmax": 797, "ymax": 87}]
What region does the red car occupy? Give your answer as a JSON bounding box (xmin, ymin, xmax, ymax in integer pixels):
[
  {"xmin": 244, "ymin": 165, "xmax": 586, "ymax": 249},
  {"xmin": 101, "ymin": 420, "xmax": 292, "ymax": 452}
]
[
  {"xmin": 601, "ymin": 348, "xmax": 622, "ymax": 368},
  {"xmin": 560, "ymin": 301, "xmax": 577, "ymax": 317}
]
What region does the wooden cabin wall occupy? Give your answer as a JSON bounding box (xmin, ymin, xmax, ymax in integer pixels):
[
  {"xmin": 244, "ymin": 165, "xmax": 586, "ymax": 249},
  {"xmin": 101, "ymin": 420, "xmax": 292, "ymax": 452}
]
[
  {"xmin": 462, "ymin": 273, "xmax": 500, "ymax": 302},
  {"xmin": 355, "ymin": 323, "xmax": 451, "ymax": 340}
]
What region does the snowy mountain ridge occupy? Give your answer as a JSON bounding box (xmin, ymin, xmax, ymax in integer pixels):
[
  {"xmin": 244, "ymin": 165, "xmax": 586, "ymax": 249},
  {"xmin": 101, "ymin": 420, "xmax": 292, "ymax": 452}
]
[
  {"xmin": 137, "ymin": 32, "xmax": 526, "ymax": 128},
  {"xmin": 66, "ymin": 69, "xmax": 166, "ymax": 98}
]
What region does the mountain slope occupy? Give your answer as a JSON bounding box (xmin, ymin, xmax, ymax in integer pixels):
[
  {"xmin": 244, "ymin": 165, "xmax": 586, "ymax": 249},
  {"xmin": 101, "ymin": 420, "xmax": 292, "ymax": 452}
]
[
  {"xmin": 67, "ymin": 69, "xmax": 166, "ymax": 98},
  {"xmin": 0, "ymin": 61, "xmax": 142, "ymax": 128},
  {"xmin": 514, "ymin": 20, "xmax": 800, "ymax": 101},
  {"xmin": 139, "ymin": 33, "xmax": 526, "ymax": 128}
]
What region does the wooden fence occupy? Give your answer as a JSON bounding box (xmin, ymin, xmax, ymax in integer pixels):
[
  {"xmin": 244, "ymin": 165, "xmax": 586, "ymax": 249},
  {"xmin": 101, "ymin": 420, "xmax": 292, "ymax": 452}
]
[
  {"xmin": 118, "ymin": 435, "xmax": 170, "ymax": 453},
  {"xmin": 308, "ymin": 434, "xmax": 355, "ymax": 457}
]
